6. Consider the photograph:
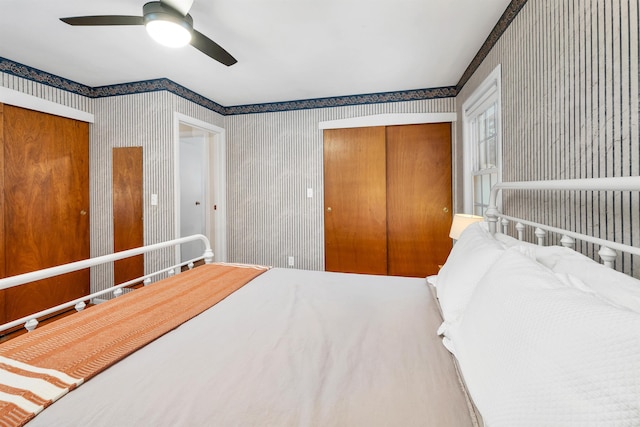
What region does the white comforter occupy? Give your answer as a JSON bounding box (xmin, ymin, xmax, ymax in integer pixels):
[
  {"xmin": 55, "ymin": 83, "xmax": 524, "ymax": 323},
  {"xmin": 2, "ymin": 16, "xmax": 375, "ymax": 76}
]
[{"xmin": 28, "ymin": 268, "xmax": 476, "ymax": 426}]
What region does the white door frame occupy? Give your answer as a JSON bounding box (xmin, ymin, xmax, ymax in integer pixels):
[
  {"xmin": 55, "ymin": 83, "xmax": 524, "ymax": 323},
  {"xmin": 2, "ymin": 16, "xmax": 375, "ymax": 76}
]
[{"xmin": 173, "ymin": 112, "xmax": 227, "ymax": 263}]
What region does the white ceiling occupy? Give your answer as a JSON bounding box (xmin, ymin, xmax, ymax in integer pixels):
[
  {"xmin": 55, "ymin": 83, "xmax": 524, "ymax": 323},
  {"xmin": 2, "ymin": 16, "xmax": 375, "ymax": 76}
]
[{"xmin": 0, "ymin": 0, "xmax": 512, "ymax": 107}]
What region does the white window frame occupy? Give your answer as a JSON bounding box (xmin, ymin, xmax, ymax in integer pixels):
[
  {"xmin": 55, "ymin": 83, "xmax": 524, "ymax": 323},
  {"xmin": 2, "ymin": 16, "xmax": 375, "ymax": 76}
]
[{"xmin": 462, "ymin": 64, "xmax": 502, "ymax": 215}]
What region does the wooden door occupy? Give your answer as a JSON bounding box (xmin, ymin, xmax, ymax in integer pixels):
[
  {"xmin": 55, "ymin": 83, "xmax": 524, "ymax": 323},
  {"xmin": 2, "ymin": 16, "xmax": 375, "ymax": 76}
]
[
  {"xmin": 324, "ymin": 127, "xmax": 387, "ymax": 275},
  {"xmin": 1, "ymin": 104, "xmax": 90, "ymax": 323},
  {"xmin": 113, "ymin": 147, "xmax": 144, "ymax": 285},
  {"xmin": 386, "ymin": 123, "xmax": 452, "ymax": 277}
]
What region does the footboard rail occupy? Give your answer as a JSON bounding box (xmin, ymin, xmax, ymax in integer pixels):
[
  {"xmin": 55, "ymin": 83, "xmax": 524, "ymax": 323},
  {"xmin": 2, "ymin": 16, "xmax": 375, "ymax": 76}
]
[{"xmin": 0, "ymin": 234, "xmax": 213, "ymax": 334}]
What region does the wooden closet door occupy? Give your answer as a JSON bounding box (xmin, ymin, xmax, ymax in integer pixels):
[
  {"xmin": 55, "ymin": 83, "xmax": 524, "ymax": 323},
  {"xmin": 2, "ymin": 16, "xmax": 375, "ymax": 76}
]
[
  {"xmin": 324, "ymin": 127, "xmax": 387, "ymax": 274},
  {"xmin": 386, "ymin": 123, "xmax": 452, "ymax": 277},
  {"xmin": 2, "ymin": 105, "xmax": 90, "ymax": 323}
]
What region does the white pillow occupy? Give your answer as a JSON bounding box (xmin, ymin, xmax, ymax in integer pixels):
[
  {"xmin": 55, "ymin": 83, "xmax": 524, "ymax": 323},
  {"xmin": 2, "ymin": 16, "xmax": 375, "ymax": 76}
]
[
  {"xmin": 492, "ymin": 230, "xmax": 527, "ymax": 248},
  {"xmin": 489, "ymin": 232, "xmax": 640, "ymax": 313},
  {"xmin": 449, "ymin": 248, "xmax": 640, "ymax": 427},
  {"xmin": 551, "ymin": 252, "xmax": 640, "ymax": 313},
  {"xmin": 435, "ymin": 222, "xmax": 504, "ymax": 324},
  {"xmin": 492, "ymin": 232, "xmax": 542, "ymax": 260},
  {"xmin": 505, "ymin": 243, "xmax": 640, "ymax": 313}
]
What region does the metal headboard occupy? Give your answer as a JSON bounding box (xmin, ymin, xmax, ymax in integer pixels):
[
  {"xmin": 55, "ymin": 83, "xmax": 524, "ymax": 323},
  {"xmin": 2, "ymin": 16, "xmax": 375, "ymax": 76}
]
[{"xmin": 485, "ymin": 176, "xmax": 640, "ymax": 267}]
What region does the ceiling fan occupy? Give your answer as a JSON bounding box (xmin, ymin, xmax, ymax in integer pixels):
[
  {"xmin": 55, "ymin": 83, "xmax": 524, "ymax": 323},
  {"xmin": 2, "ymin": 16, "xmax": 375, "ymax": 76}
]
[{"xmin": 60, "ymin": 0, "xmax": 237, "ymax": 66}]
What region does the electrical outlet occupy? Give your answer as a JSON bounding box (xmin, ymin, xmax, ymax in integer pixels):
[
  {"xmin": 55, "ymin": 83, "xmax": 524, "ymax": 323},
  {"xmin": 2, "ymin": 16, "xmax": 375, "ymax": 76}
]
[{"xmin": 288, "ymin": 256, "xmax": 294, "ymax": 267}]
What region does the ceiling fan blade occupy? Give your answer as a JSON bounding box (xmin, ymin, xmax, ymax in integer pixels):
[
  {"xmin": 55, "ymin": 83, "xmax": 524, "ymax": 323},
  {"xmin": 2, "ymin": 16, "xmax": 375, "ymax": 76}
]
[
  {"xmin": 160, "ymin": 0, "xmax": 194, "ymax": 16},
  {"xmin": 191, "ymin": 30, "xmax": 237, "ymax": 66},
  {"xmin": 60, "ymin": 16, "xmax": 144, "ymax": 26}
]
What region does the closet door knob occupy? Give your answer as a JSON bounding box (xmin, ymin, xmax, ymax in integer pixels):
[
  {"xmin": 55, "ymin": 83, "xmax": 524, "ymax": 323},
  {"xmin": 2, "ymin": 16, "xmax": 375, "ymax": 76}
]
[
  {"xmin": 327, "ymin": 207, "xmax": 332, "ymax": 212},
  {"xmin": 443, "ymin": 207, "xmax": 449, "ymax": 213},
  {"xmin": 80, "ymin": 210, "xmax": 87, "ymax": 216}
]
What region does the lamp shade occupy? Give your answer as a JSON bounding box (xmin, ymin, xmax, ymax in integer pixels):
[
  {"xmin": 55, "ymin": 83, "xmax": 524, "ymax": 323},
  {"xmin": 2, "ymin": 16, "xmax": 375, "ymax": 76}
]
[{"xmin": 449, "ymin": 214, "xmax": 484, "ymax": 240}]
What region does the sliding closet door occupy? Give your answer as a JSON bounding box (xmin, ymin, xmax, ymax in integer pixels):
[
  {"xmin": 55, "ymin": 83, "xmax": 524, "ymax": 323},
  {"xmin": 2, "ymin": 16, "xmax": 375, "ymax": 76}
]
[
  {"xmin": 2, "ymin": 105, "xmax": 90, "ymax": 322},
  {"xmin": 324, "ymin": 127, "xmax": 387, "ymax": 274},
  {"xmin": 386, "ymin": 123, "xmax": 452, "ymax": 276},
  {"xmin": 324, "ymin": 123, "xmax": 452, "ymax": 277}
]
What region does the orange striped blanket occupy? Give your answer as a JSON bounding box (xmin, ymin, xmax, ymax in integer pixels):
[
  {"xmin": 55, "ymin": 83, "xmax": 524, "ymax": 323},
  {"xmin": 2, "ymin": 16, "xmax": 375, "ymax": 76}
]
[{"xmin": 0, "ymin": 263, "xmax": 268, "ymax": 427}]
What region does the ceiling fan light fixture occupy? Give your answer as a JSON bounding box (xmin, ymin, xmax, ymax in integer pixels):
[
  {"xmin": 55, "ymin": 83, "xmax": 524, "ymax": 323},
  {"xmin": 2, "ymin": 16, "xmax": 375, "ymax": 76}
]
[
  {"xmin": 61, "ymin": 1, "xmax": 237, "ymax": 66},
  {"xmin": 146, "ymin": 20, "xmax": 191, "ymax": 47},
  {"xmin": 143, "ymin": 2, "xmax": 193, "ymax": 48}
]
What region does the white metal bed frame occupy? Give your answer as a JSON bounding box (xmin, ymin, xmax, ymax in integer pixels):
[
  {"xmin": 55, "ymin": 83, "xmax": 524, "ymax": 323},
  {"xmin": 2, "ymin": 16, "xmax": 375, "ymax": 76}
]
[
  {"xmin": 0, "ymin": 234, "xmax": 213, "ymax": 334},
  {"xmin": 0, "ymin": 176, "xmax": 638, "ymax": 335},
  {"xmin": 485, "ymin": 176, "xmax": 640, "ymax": 267}
]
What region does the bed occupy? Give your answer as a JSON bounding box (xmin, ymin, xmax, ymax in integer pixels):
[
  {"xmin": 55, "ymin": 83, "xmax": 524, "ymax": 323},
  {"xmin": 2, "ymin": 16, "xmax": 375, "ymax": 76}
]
[{"xmin": 0, "ymin": 177, "xmax": 638, "ymax": 426}]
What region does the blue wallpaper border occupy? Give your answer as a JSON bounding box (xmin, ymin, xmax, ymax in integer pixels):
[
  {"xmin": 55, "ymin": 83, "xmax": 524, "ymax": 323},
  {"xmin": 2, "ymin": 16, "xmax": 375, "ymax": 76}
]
[
  {"xmin": 0, "ymin": 57, "xmax": 93, "ymax": 97},
  {"xmin": 0, "ymin": 0, "xmax": 526, "ymax": 115},
  {"xmin": 92, "ymin": 78, "xmax": 227, "ymax": 115},
  {"xmin": 456, "ymin": 0, "xmax": 528, "ymax": 91},
  {"xmin": 225, "ymin": 86, "xmax": 458, "ymax": 115},
  {"xmin": 0, "ymin": 56, "xmax": 455, "ymax": 115}
]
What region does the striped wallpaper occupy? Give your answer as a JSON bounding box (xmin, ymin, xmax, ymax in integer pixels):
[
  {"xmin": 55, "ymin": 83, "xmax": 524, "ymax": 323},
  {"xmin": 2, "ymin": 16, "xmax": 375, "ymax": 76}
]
[
  {"xmin": 456, "ymin": 0, "xmax": 640, "ymax": 276},
  {"xmin": 0, "ymin": 71, "xmax": 455, "ymax": 285},
  {"xmin": 0, "ymin": 72, "xmax": 92, "ymax": 113},
  {"xmin": 90, "ymin": 92, "xmax": 225, "ymax": 293},
  {"xmin": 0, "ymin": 77, "xmax": 226, "ymax": 293},
  {"xmin": 224, "ymin": 99, "xmax": 456, "ymax": 270}
]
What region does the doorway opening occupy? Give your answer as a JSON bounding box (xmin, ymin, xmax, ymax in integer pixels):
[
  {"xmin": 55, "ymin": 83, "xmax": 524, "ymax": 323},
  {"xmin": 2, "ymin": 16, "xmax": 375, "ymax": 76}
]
[{"xmin": 174, "ymin": 113, "xmax": 227, "ymax": 265}]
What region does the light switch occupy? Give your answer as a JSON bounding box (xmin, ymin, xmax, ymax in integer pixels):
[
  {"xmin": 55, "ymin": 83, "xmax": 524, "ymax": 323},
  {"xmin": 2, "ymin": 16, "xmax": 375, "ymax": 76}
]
[
  {"xmin": 307, "ymin": 188, "xmax": 313, "ymax": 198},
  {"xmin": 151, "ymin": 194, "xmax": 158, "ymax": 206}
]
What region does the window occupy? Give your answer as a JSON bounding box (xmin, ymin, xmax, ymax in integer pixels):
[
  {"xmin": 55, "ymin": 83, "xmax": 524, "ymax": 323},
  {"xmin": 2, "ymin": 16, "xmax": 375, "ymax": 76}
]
[{"xmin": 462, "ymin": 65, "xmax": 502, "ymax": 216}]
